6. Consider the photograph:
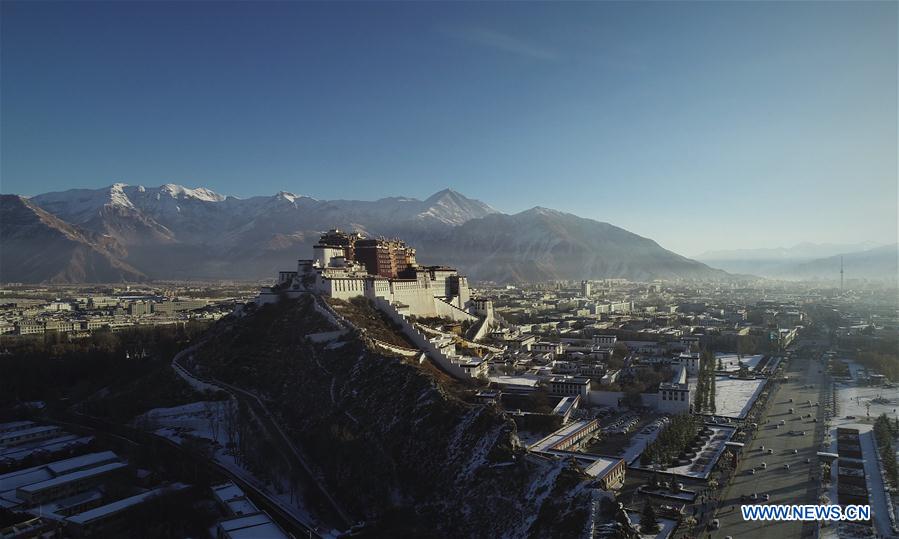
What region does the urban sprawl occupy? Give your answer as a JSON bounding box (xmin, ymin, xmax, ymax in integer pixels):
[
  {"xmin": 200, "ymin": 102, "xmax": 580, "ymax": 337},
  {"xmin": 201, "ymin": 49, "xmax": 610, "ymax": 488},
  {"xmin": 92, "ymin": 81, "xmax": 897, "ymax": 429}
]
[{"xmin": 1, "ymin": 230, "xmax": 897, "ymax": 539}]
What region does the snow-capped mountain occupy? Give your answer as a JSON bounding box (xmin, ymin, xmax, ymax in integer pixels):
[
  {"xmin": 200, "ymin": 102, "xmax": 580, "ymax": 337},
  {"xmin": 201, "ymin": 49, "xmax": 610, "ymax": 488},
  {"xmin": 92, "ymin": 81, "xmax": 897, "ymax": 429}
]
[
  {"xmin": 30, "ymin": 184, "xmax": 498, "ymax": 243},
  {"xmin": 23, "ymin": 184, "xmax": 502, "ymax": 280},
  {"xmin": 413, "ymin": 207, "xmax": 726, "ymax": 282},
  {"xmin": 16, "ymin": 182, "xmax": 723, "ymax": 282}
]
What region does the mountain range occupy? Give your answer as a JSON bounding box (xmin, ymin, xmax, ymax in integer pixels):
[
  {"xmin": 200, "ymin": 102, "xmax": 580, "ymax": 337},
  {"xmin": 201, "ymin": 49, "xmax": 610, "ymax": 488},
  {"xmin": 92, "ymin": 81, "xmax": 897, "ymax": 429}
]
[
  {"xmin": 5, "ymin": 182, "xmax": 726, "ymax": 283},
  {"xmin": 695, "ymin": 242, "xmax": 897, "ymax": 281}
]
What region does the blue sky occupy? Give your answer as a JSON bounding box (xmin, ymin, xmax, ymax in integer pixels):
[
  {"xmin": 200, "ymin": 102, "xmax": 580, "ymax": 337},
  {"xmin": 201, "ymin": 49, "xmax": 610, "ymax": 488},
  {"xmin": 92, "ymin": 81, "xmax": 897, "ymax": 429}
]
[{"xmin": 2, "ymin": 1, "xmax": 896, "ymax": 255}]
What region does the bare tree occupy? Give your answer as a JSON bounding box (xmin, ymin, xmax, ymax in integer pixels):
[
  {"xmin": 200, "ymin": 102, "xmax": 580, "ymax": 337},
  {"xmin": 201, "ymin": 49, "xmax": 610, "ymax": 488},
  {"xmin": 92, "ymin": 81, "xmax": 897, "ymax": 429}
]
[
  {"xmin": 203, "ymin": 400, "xmax": 220, "ymax": 444},
  {"xmin": 223, "ymin": 399, "xmax": 240, "ymax": 458}
]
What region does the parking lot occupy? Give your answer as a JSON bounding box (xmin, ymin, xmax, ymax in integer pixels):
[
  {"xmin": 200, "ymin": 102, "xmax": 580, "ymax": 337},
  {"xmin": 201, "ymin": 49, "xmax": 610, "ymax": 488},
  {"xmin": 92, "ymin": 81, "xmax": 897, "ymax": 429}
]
[{"xmin": 584, "ymin": 413, "xmax": 669, "ymax": 463}]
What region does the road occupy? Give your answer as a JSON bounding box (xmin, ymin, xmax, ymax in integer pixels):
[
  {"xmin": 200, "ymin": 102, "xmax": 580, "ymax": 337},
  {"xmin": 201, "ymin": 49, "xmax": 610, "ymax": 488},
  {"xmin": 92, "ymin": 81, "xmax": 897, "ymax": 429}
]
[
  {"xmin": 712, "ymin": 355, "xmax": 827, "ymax": 539},
  {"xmin": 172, "ymin": 346, "xmax": 352, "ymax": 532}
]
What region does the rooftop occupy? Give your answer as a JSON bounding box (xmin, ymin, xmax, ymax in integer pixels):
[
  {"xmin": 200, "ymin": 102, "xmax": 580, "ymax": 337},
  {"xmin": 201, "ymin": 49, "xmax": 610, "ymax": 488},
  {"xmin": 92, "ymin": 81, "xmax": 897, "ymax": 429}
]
[
  {"xmin": 68, "ymin": 485, "xmax": 186, "ymax": 525},
  {"xmin": 19, "ymin": 462, "xmax": 127, "ymax": 494}
]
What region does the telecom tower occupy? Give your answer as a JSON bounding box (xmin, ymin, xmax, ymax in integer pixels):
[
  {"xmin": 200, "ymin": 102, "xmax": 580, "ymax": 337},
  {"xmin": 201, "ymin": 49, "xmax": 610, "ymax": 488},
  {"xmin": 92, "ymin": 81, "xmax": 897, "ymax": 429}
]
[{"xmin": 840, "ymin": 256, "xmax": 844, "ymax": 295}]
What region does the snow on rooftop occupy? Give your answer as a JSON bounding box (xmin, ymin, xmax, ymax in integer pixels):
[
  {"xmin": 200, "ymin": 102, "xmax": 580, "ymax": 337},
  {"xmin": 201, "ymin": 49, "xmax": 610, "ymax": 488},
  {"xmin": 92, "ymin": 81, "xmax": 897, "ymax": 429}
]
[
  {"xmin": 0, "ymin": 424, "xmax": 61, "ymax": 443},
  {"xmin": 0, "ymin": 467, "xmax": 53, "ymax": 493},
  {"xmin": 529, "ymin": 419, "xmax": 596, "ymax": 453},
  {"xmin": 45, "ymin": 451, "xmax": 119, "ymax": 475},
  {"xmin": 488, "ymin": 374, "xmax": 540, "ymax": 388},
  {"xmin": 0, "ymin": 434, "xmax": 87, "ymax": 460},
  {"xmin": 0, "ymin": 421, "xmax": 35, "ymax": 433},
  {"xmin": 212, "ymin": 483, "xmax": 247, "ymax": 502},
  {"xmin": 713, "ymin": 376, "xmax": 766, "ymax": 419},
  {"xmin": 19, "ymin": 462, "xmax": 127, "ymax": 493},
  {"xmin": 67, "ymin": 485, "xmax": 186, "ymax": 525},
  {"xmin": 583, "ymin": 456, "xmax": 622, "ymax": 478},
  {"xmin": 218, "ymin": 512, "xmax": 291, "ymax": 538},
  {"xmin": 29, "ymin": 489, "xmax": 104, "ymax": 520}
]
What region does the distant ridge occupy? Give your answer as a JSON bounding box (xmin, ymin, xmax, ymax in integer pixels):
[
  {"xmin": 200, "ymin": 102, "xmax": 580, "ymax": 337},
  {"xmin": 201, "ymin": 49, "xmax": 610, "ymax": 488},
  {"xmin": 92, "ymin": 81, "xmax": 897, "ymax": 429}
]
[
  {"xmin": 7, "ymin": 182, "xmax": 726, "ymax": 283},
  {"xmin": 696, "ymin": 242, "xmax": 896, "ymax": 280},
  {"xmin": 0, "ymin": 194, "xmax": 146, "ymax": 283}
]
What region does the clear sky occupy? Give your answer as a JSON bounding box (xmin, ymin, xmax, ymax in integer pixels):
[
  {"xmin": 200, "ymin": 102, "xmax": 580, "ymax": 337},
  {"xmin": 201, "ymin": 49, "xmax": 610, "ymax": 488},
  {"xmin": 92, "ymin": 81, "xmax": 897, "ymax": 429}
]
[{"xmin": 2, "ymin": 1, "xmax": 896, "ymax": 256}]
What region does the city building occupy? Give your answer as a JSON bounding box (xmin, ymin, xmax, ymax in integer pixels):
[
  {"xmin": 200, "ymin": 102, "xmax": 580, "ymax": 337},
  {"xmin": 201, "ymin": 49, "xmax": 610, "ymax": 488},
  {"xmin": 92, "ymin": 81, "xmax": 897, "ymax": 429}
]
[
  {"xmin": 547, "ymin": 376, "xmax": 592, "ymax": 398},
  {"xmin": 657, "ymin": 365, "xmax": 691, "ymax": 413},
  {"xmin": 581, "ymin": 280, "xmax": 592, "ymax": 297},
  {"xmin": 673, "ymin": 352, "xmax": 701, "ymax": 375}
]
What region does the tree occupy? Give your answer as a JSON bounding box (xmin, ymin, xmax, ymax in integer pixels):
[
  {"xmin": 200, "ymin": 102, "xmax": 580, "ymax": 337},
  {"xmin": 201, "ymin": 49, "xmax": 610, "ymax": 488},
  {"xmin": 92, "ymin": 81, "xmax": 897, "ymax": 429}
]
[
  {"xmin": 203, "ymin": 400, "xmax": 220, "ymax": 444},
  {"xmin": 623, "ymin": 390, "xmax": 642, "ymax": 410},
  {"xmin": 223, "ymin": 399, "xmax": 239, "ymax": 453},
  {"xmin": 640, "ymin": 502, "xmax": 660, "ymax": 534}
]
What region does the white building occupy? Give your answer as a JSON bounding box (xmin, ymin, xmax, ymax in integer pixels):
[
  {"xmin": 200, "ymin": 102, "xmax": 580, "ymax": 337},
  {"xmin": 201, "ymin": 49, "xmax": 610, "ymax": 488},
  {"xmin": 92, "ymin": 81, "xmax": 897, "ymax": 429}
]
[
  {"xmin": 673, "ymin": 352, "xmax": 701, "ymax": 375},
  {"xmin": 593, "ymin": 334, "xmax": 617, "ymax": 347},
  {"xmin": 258, "ymin": 233, "xmax": 476, "ymax": 322},
  {"xmin": 657, "ymin": 365, "xmax": 691, "ymax": 413},
  {"xmin": 532, "ymin": 341, "xmax": 564, "ymax": 358},
  {"xmin": 547, "ymin": 376, "xmax": 592, "ymax": 398}
]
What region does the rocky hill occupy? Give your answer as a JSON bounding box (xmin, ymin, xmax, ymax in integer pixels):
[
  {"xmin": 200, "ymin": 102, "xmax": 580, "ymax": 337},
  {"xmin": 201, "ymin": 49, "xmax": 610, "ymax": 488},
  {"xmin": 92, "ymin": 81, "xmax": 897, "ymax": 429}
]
[
  {"xmin": 0, "ymin": 194, "xmax": 146, "ymax": 283},
  {"xmin": 186, "ymin": 296, "xmax": 608, "ymax": 537}
]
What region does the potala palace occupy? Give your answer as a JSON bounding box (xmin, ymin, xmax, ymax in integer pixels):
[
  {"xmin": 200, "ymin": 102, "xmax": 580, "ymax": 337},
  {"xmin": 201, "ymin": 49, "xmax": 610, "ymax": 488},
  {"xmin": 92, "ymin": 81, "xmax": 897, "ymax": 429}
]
[{"xmin": 256, "ymin": 229, "xmax": 479, "ymax": 322}]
